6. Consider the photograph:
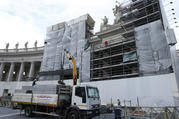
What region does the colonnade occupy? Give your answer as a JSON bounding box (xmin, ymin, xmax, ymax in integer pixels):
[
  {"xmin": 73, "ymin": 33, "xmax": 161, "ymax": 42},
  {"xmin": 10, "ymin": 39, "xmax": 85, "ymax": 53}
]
[{"xmin": 0, "ymin": 61, "xmax": 41, "ymax": 81}]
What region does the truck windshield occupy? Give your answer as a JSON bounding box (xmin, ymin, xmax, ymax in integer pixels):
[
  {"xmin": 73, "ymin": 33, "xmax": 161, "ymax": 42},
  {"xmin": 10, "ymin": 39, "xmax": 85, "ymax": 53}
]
[{"xmin": 87, "ymin": 87, "xmax": 99, "ymax": 98}]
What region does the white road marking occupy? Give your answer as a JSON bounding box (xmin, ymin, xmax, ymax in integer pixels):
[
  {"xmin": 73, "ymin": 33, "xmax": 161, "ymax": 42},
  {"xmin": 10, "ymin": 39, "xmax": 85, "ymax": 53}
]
[{"xmin": 0, "ymin": 113, "xmax": 20, "ymax": 118}]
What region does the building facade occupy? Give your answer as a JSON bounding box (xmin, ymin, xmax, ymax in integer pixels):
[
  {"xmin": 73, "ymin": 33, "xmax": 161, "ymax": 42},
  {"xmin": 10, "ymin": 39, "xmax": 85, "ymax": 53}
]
[
  {"xmin": 90, "ymin": 0, "xmax": 172, "ymax": 81},
  {"xmin": 0, "ymin": 0, "xmax": 179, "ymax": 106},
  {"xmin": 0, "ymin": 47, "xmax": 43, "ymax": 82}
]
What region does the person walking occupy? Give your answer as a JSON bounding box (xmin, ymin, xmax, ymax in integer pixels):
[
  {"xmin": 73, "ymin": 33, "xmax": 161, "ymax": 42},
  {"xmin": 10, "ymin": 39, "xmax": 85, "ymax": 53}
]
[
  {"xmin": 115, "ymin": 99, "xmax": 122, "ymax": 119},
  {"xmin": 117, "ymin": 99, "xmax": 121, "ymax": 107}
]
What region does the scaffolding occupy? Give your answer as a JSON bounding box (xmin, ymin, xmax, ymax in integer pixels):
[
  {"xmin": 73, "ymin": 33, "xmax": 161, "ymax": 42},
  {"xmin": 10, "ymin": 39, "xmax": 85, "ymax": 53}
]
[
  {"xmin": 91, "ymin": 40, "xmax": 139, "ymax": 80},
  {"xmin": 90, "ymin": 0, "xmax": 162, "ymax": 81}
]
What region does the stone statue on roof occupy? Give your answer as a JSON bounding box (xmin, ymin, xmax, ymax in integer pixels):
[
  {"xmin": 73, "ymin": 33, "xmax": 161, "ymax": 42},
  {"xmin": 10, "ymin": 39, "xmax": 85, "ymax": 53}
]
[
  {"xmin": 6, "ymin": 43, "xmax": 9, "ymax": 49},
  {"xmin": 102, "ymin": 16, "xmax": 108, "ymax": 26},
  {"xmin": 15, "ymin": 42, "xmax": 19, "ymax": 49},
  {"xmin": 34, "ymin": 40, "xmax": 37, "ymax": 48},
  {"xmin": 100, "ymin": 16, "xmax": 109, "ymax": 31},
  {"xmin": 113, "ymin": 4, "xmax": 123, "ymax": 24},
  {"xmin": 25, "ymin": 41, "xmax": 28, "ymax": 49},
  {"xmin": 6, "ymin": 43, "xmax": 9, "ymax": 51}
]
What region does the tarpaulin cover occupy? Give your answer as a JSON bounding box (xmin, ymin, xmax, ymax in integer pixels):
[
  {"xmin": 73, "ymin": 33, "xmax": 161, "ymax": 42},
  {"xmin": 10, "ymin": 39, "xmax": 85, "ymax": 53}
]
[
  {"xmin": 40, "ymin": 15, "xmax": 91, "ymax": 81},
  {"xmin": 135, "ymin": 20, "xmax": 172, "ymax": 75},
  {"xmin": 123, "ymin": 52, "xmax": 137, "ymax": 62}
]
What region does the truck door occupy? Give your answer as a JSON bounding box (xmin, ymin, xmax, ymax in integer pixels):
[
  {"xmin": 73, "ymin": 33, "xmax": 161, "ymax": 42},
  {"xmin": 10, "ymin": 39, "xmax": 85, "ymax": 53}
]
[{"xmin": 72, "ymin": 86, "xmax": 88, "ymax": 109}]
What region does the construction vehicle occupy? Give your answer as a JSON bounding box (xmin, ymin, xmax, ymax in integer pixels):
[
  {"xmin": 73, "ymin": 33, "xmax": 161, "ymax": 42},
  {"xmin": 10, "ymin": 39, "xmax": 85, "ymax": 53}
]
[{"xmin": 11, "ymin": 50, "xmax": 101, "ymax": 119}]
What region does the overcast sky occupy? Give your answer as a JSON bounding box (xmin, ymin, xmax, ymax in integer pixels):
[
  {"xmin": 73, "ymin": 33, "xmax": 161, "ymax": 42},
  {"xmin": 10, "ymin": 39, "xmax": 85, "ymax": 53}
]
[{"xmin": 0, "ymin": 0, "xmax": 178, "ymax": 49}]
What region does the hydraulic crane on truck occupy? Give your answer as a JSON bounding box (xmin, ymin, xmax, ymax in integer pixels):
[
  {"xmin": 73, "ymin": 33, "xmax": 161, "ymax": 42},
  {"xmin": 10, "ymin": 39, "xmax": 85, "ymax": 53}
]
[{"xmin": 12, "ymin": 49, "xmax": 101, "ymax": 119}]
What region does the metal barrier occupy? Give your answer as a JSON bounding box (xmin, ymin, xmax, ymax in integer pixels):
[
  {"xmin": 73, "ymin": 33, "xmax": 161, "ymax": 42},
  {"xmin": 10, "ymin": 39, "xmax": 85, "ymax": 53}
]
[
  {"xmin": 115, "ymin": 106, "xmax": 179, "ymax": 119},
  {"xmin": 0, "ymin": 96, "xmax": 13, "ymax": 108}
]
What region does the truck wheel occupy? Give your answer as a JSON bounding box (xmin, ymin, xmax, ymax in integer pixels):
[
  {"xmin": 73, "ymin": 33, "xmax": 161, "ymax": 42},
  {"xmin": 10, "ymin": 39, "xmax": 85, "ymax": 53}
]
[
  {"xmin": 25, "ymin": 106, "xmax": 33, "ymax": 117},
  {"xmin": 68, "ymin": 110, "xmax": 79, "ymax": 119}
]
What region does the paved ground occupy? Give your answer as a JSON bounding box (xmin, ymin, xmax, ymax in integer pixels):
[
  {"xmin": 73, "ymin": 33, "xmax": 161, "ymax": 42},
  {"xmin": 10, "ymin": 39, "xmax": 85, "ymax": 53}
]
[
  {"xmin": 0, "ymin": 107, "xmax": 115, "ymax": 119},
  {"xmin": 94, "ymin": 113, "xmax": 114, "ymax": 119},
  {"xmin": 0, "ymin": 107, "xmax": 52, "ymax": 119}
]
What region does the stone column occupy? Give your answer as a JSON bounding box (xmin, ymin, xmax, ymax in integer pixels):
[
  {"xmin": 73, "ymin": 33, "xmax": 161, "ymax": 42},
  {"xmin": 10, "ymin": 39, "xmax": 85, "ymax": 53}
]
[
  {"xmin": 28, "ymin": 62, "xmax": 35, "ymax": 80},
  {"xmin": 0, "ymin": 63, "xmax": 5, "ymax": 81},
  {"xmin": 17, "ymin": 62, "xmax": 24, "ymax": 81},
  {"xmin": 7, "ymin": 62, "xmax": 15, "ymax": 81}
]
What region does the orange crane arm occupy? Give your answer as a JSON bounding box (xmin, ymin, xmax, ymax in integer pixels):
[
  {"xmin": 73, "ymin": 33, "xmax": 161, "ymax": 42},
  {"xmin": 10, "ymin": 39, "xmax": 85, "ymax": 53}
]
[
  {"xmin": 71, "ymin": 57, "xmax": 77, "ymax": 86},
  {"xmin": 65, "ymin": 51, "xmax": 77, "ymax": 86}
]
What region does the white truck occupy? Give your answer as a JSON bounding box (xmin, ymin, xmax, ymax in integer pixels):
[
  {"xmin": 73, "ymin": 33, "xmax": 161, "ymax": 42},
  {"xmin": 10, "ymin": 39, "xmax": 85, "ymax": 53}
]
[
  {"xmin": 11, "ymin": 51, "xmax": 101, "ymax": 119},
  {"xmin": 12, "ymin": 84, "xmax": 100, "ymax": 119}
]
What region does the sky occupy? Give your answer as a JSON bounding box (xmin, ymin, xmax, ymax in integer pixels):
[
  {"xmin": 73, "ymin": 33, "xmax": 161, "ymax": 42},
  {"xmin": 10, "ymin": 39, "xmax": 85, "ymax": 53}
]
[{"xmin": 0, "ymin": 0, "xmax": 178, "ymax": 49}]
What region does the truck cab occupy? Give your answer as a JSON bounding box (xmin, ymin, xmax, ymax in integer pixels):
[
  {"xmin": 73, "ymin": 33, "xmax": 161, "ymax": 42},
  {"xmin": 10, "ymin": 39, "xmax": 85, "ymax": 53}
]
[{"xmin": 69, "ymin": 84, "xmax": 100, "ymax": 119}]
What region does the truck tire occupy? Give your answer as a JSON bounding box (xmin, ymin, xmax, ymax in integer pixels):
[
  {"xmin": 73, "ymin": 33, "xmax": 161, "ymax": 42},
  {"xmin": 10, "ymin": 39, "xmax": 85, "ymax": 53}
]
[
  {"xmin": 68, "ymin": 110, "xmax": 79, "ymax": 119},
  {"xmin": 25, "ymin": 106, "xmax": 33, "ymax": 117}
]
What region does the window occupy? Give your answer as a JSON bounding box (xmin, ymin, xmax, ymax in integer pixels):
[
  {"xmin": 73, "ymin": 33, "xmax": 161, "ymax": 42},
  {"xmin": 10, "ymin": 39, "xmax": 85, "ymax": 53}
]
[
  {"xmin": 3, "ymin": 89, "xmax": 8, "ymax": 96},
  {"xmin": 87, "ymin": 87, "xmax": 99, "ymax": 98},
  {"xmin": 75, "ymin": 87, "xmax": 85, "ymax": 97}
]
